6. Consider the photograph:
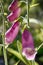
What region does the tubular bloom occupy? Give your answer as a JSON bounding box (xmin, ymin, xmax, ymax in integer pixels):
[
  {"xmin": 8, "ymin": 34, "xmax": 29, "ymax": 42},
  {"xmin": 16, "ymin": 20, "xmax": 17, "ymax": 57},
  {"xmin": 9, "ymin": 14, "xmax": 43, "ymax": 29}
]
[
  {"xmin": 7, "ymin": 0, "xmax": 21, "ymax": 22},
  {"xmin": 8, "ymin": 0, "xmax": 19, "ymax": 12},
  {"xmin": 22, "ymin": 29, "xmax": 37, "ymax": 60},
  {"xmin": 7, "ymin": 7, "xmax": 21, "ymax": 22},
  {"xmin": 5, "ymin": 21, "xmax": 20, "ymax": 44}
]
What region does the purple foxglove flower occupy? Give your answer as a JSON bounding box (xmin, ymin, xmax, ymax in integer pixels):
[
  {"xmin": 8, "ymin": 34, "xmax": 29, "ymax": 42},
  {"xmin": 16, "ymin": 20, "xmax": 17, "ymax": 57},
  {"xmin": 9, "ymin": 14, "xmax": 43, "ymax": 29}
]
[
  {"xmin": 8, "ymin": 0, "xmax": 19, "ymax": 12},
  {"xmin": 7, "ymin": 7, "xmax": 21, "ymax": 22},
  {"xmin": 5, "ymin": 21, "xmax": 20, "ymax": 44},
  {"xmin": 22, "ymin": 29, "xmax": 37, "ymax": 60}
]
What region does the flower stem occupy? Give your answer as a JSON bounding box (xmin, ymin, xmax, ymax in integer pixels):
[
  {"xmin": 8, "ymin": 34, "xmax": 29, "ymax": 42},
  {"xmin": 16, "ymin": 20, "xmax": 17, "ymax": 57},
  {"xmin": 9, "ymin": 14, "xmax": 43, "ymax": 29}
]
[
  {"xmin": 27, "ymin": 0, "xmax": 29, "ymax": 26},
  {"xmin": 0, "ymin": 44, "xmax": 4, "ymax": 47},
  {"xmin": 37, "ymin": 43, "xmax": 43, "ymax": 51},
  {"xmin": 32, "ymin": 60, "xmax": 35, "ymax": 65},
  {"xmin": 1, "ymin": 0, "xmax": 8, "ymax": 65}
]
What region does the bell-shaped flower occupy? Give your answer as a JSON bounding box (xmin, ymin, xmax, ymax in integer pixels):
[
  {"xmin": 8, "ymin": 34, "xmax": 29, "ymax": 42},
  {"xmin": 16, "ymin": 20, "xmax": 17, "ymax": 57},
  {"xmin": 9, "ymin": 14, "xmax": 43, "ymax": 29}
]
[
  {"xmin": 8, "ymin": 0, "xmax": 19, "ymax": 12},
  {"xmin": 7, "ymin": 7, "xmax": 21, "ymax": 22},
  {"xmin": 22, "ymin": 29, "xmax": 37, "ymax": 60},
  {"xmin": 5, "ymin": 21, "xmax": 20, "ymax": 44}
]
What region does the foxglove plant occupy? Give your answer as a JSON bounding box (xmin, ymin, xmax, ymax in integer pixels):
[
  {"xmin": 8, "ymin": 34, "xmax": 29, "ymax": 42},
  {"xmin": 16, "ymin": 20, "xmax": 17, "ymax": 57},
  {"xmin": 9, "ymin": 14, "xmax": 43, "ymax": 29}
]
[
  {"xmin": 22, "ymin": 29, "xmax": 37, "ymax": 60},
  {"xmin": 1, "ymin": 0, "xmax": 43, "ymax": 65}
]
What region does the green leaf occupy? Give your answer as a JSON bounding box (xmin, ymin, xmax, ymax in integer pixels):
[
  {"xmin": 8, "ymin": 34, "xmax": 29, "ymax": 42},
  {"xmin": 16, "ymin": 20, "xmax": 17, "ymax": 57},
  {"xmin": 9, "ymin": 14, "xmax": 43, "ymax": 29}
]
[
  {"xmin": 31, "ymin": 60, "xmax": 39, "ymax": 65},
  {"xmin": 35, "ymin": 62, "xmax": 39, "ymax": 65},
  {"xmin": 30, "ymin": 3, "xmax": 39, "ymax": 8},
  {"xmin": 7, "ymin": 48, "xmax": 28, "ymax": 65},
  {"xmin": 17, "ymin": 40, "xmax": 22, "ymax": 54}
]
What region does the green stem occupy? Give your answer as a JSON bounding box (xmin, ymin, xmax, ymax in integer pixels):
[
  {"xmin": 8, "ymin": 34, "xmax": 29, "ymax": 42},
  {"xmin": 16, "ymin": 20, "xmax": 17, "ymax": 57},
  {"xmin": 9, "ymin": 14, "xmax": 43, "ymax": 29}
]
[
  {"xmin": 0, "ymin": 44, "xmax": 4, "ymax": 47},
  {"xmin": 1, "ymin": 0, "xmax": 8, "ymax": 65},
  {"xmin": 27, "ymin": 0, "xmax": 29, "ymax": 26},
  {"xmin": 27, "ymin": 0, "xmax": 36, "ymax": 26},
  {"xmin": 32, "ymin": 60, "xmax": 35, "ymax": 65},
  {"xmin": 36, "ymin": 43, "xmax": 43, "ymax": 51}
]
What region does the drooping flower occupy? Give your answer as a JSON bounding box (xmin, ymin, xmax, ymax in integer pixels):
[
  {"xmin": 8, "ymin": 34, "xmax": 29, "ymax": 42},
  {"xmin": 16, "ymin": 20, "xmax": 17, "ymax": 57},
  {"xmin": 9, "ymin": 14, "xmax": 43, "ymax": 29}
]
[
  {"xmin": 8, "ymin": 0, "xmax": 19, "ymax": 12},
  {"xmin": 22, "ymin": 29, "xmax": 37, "ymax": 60},
  {"xmin": 7, "ymin": 7, "xmax": 21, "ymax": 22},
  {"xmin": 5, "ymin": 21, "xmax": 20, "ymax": 44}
]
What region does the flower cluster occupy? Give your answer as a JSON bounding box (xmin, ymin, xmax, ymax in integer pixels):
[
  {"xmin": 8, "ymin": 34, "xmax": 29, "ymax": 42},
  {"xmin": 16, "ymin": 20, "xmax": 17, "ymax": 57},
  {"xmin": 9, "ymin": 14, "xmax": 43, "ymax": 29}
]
[
  {"xmin": 5, "ymin": 0, "xmax": 37, "ymax": 60},
  {"xmin": 5, "ymin": 0, "xmax": 21, "ymax": 44}
]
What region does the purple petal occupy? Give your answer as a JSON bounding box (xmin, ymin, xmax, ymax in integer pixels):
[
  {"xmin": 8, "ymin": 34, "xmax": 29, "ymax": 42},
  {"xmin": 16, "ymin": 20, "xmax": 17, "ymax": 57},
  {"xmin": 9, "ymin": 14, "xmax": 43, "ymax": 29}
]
[
  {"xmin": 22, "ymin": 29, "xmax": 37, "ymax": 60},
  {"xmin": 22, "ymin": 29, "xmax": 34, "ymax": 49},
  {"xmin": 5, "ymin": 21, "xmax": 20, "ymax": 44},
  {"xmin": 8, "ymin": 0, "xmax": 19, "ymax": 12},
  {"xmin": 22, "ymin": 48, "xmax": 37, "ymax": 60},
  {"xmin": 7, "ymin": 7, "xmax": 21, "ymax": 22}
]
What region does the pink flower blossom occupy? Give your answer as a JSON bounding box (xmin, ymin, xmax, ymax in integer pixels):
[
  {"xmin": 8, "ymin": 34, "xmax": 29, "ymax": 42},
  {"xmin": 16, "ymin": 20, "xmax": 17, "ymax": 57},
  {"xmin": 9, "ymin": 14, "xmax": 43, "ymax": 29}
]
[
  {"xmin": 22, "ymin": 29, "xmax": 37, "ymax": 60},
  {"xmin": 5, "ymin": 21, "xmax": 20, "ymax": 44},
  {"xmin": 7, "ymin": 7, "xmax": 21, "ymax": 22},
  {"xmin": 8, "ymin": 0, "xmax": 19, "ymax": 12}
]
